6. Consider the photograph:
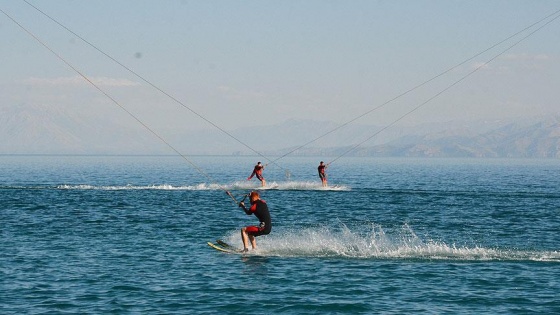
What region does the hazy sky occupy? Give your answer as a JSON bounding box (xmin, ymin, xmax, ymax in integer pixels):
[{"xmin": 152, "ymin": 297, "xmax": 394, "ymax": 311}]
[{"xmin": 1, "ymin": 0, "xmax": 559, "ymax": 136}]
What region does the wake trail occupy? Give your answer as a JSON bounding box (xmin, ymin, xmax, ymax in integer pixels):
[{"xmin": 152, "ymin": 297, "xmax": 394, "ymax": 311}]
[
  {"xmin": 219, "ymin": 223, "xmax": 560, "ymax": 262},
  {"xmin": 52, "ymin": 181, "xmax": 351, "ymax": 191}
]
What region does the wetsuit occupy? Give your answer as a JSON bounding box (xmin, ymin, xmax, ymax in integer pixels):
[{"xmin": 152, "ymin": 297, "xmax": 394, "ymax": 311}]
[
  {"xmin": 318, "ymin": 164, "xmax": 327, "ymax": 180},
  {"xmin": 241, "ymin": 199, "xmax": 271, "ymax": 236},
  {"xmin": 248, "ymin": 164, "xmax": 264, "ymax": 181}
]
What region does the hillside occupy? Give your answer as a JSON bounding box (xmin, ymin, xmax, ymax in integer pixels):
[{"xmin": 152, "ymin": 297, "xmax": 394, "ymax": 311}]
[
  {"xmin": 273, "ymin": 117, "xmax": 560, "ymax": 158},
  {"xmin": 1, "ymin": 102, "xmax": 558, "ymax": 158}
]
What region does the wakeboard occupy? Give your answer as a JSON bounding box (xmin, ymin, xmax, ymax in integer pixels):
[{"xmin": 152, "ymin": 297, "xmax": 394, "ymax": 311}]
[{"xmin": 207, "ymin": 240, "xmax": 244, "ymax": 254}]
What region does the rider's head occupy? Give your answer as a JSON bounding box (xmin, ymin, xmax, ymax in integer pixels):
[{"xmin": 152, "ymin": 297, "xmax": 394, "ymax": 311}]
[{"xmin": 249, "ymin": 191, "xmax": 260, "ymax": 203}]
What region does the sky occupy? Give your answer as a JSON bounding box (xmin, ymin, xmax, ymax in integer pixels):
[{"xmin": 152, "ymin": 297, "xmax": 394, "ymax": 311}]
[{"xmin": 1, "ymin": 0, "xmax": 559, "ymax": 139}]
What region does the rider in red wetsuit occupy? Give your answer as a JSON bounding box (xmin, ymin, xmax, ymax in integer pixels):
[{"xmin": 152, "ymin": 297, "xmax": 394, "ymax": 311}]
[
  {"xmin": 247, "ymin": 162, "xmax": 266, "ymax": 187},
  {"xmin": 238, "ymin": 191, "xmax": 271, "ymax": 251}
]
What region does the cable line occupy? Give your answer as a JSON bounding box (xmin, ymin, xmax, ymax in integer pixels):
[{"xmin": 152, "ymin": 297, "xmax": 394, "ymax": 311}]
[
  {"xmin": 20, "ymin": 0, "xmax": 290, "ymax": 176},
  {"xmin": 8, "ymin": 2, "xmax": 560, "ymax": 172},
  {"xmin": 327, "ymin": 9, "xmax": 560, "ymax": 165},
  {"xmin": 0, "ymin": 7, "xmax": 242, "ymax": 205},
  {"xmin": 19, "ymin": 0, "xmax": 560, "ymax": 170},
  {"xmin": 269, "ymin": 7, "xmax": 560, "ymax": 165}
]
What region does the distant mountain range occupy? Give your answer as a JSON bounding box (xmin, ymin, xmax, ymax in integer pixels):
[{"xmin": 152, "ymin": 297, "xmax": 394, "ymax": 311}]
[
  {"xmin": 1, "ymin": 103, "xmax": 558, "ymax": 158},
  {"xmin": 221, "ymin": 117, "xmax": 560, "ymax": 158},
  {"xmin": 270, "ymin": 117, "xmax": 560, "ymax": 158},
  {"xmin": 0, "ymin": 103, "xmax": 164, "ymax": 155}
]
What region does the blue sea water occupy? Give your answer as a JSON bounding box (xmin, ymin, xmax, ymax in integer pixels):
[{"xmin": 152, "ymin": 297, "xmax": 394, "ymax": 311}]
[{"xmin": 1, "ymin": 155, "xmax": 559, "ymax": 314}]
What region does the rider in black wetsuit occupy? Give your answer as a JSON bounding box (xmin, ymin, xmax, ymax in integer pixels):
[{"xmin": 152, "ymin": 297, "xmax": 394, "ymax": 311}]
[
  {"xmin": 318, "ymin": 161, "xmax": 328, "ymax": 187},
  {"xmin": 239, "ymin": 191, "xmax": 271, "ymax": 251}
]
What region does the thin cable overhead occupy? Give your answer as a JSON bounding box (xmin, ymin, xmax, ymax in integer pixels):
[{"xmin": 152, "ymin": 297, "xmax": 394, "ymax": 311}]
[
  {"xmin": 0, "ymin": 7, "xmax": 241, "ymax": 204},
  {"xmin": 327, "ymin": 9, "xmax": 560, "ymax": 165},
  {"xmin": 20, "ymin": 0, "xmax": 289, "ymax": 175},
  {"xmin": 11, "ymin": 2, "xmax": 560, "ymax": 166},
  {"xmin": 269, "ymin": 7, "xmax": 560, "ymax": 165}
]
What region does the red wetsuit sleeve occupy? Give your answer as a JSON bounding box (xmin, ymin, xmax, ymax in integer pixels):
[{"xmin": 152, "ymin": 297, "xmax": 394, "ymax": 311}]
[
  {"xmin": 241, "ymin": 203, "xmax": 257, "ymax": 215},
  {"xmin": 249, "ymin": 203, "xmax": 257, "ymax": 213}
]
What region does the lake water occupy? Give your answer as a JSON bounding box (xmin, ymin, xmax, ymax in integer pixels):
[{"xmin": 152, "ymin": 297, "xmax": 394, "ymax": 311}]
[{"xmin": 2, "ymin": 155, "xmax": 559, "ymax": 314}]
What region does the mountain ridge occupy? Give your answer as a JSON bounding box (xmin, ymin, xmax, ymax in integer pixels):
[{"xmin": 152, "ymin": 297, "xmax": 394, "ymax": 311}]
[{"xmin": 1, "ymin": 103, "xmax": 558, "ymax": 158}]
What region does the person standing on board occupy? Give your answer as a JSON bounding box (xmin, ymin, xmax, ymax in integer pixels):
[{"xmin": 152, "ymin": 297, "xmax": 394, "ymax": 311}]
[
  {"xmin": 247, "ymin": 162, "xmax": 266, "ymax": 187},
  {"xmin": 238, "ymin": 191, "xmax": 271, "ymax": 252},
  {"xmin": 318, "ymin": 161, "xmax": 328, "ymax": 187}
]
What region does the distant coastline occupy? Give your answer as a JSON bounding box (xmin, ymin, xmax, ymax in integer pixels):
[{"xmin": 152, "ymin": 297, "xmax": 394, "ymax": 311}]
[{"xmin": 1, "ymin": 112, "xmax": 558, "ymax": 158}]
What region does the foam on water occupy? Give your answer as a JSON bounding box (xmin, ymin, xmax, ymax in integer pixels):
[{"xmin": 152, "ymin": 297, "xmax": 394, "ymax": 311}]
[
  {"xmin": 220, "ymin": 223, "xmax": 560, "ymax": 262},
  {"xmin": 230, "ymin": 181, "xmax": 350, "ymax": 191},
  {"xmin": 56, "ymin": 184, "xmax": 203, "ymax": 190},
  {"xmin": 54, "ymin": 181, "xmax": 350, "ymax": 191}
]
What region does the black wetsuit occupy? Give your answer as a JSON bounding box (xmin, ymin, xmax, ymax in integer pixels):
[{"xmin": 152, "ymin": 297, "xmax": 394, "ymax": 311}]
[
  {"xmin": 318, "ymin": 164, "xmax": 327, "ymax": 180},
  {"xmin": 241, "ymin": 199, "xmax": 272, "ymax": 236}
]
